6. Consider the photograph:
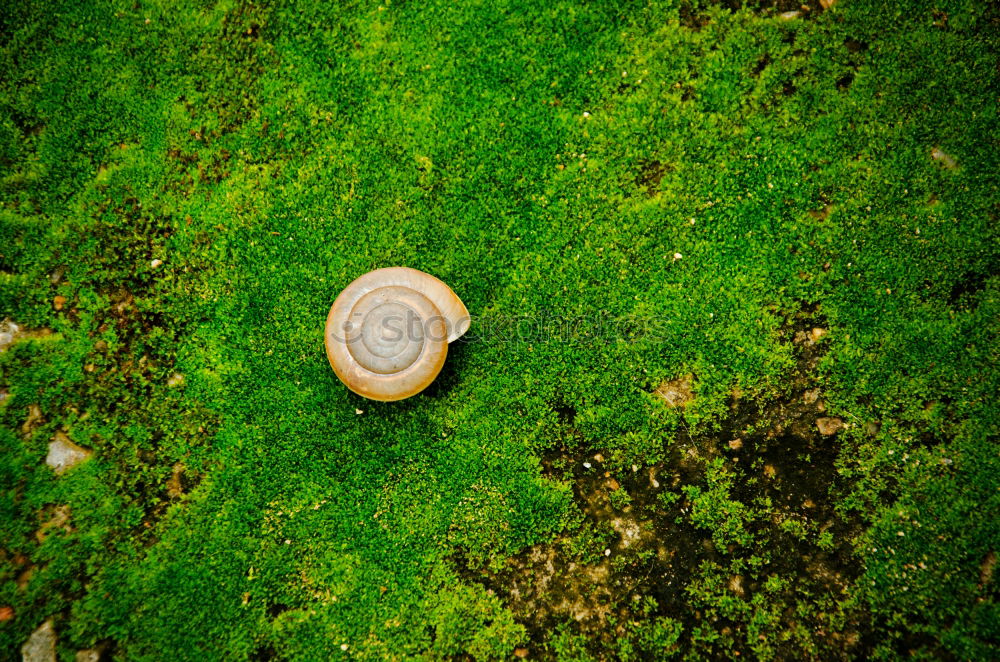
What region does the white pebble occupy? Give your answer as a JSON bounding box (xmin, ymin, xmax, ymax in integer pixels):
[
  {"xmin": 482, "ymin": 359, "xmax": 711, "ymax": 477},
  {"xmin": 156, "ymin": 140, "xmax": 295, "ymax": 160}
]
[
  {"xmin": 583, "ymin": 462, "xmax": 592, "ymax": 469},
  {"xmin": 604, "ymin": 548, "xmax": 611, "ymax": 556}
]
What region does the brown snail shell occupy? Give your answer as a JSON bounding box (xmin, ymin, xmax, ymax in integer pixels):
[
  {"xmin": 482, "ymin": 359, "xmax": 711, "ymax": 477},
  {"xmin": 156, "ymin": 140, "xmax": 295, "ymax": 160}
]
[{"xmin": 325, "ymin": 267, "xmax": 470, "ymax": 401}]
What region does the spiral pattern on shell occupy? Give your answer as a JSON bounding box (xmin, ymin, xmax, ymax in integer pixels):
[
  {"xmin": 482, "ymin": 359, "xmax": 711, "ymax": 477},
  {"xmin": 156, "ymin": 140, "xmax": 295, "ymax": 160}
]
[{"xmin": 325, "ymin": 267, "xmax": 470, "ymax": 401}]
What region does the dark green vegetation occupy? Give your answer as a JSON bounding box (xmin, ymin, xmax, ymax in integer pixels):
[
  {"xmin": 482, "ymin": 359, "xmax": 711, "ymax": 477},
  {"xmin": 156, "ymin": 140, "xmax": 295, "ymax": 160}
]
[{"xmin": 2, "ymin": 0, "xmax": 998, "ymax": 659}]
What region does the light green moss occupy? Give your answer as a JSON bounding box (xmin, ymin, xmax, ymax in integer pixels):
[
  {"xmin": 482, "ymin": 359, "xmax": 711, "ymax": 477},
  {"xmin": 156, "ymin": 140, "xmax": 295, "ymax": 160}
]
[{"xmin": 1, "ymin": 0, "xmax": 998, "ymax": 660}]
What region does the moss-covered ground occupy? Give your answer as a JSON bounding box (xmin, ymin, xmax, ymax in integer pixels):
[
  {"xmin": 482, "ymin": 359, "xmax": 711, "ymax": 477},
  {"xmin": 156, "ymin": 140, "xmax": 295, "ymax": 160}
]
[{"xmin": 2, "ymin": 0, "xmax": 999, "ymax": 659}]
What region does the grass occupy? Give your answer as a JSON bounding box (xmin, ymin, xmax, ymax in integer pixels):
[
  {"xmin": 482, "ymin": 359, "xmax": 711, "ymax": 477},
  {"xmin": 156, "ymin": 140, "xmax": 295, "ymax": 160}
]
[{"xmin": 1, "ymin": 0, "xmax": 998, "ymax": 659}]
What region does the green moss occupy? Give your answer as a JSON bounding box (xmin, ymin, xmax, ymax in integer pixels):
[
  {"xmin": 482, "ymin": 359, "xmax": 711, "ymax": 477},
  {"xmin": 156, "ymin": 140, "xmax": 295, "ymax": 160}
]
[{"xmin": 1, "ymin": 0, "xmax": 998, "ymax": 660}]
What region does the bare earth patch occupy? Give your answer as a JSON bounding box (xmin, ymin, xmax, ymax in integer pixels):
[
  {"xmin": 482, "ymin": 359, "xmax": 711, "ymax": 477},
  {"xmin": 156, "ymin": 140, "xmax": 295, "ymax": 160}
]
[
  {"xmin": 654, "ymin": 374, "xmax": 694, "ymax": 409},
  {"xmin": 460, "ymin": 308, "xmax": 870, "ymax": 658}
]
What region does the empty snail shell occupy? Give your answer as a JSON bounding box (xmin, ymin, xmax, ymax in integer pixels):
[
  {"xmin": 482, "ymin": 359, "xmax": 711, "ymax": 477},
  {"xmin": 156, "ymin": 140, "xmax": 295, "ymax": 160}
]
[{"xmin": 325, "ymin": 267, "xmax": 470, "ymax": 401}]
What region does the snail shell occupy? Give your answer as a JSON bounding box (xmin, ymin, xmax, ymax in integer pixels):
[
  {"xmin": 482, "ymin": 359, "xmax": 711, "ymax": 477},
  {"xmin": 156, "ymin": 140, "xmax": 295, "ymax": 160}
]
[{"xmin": 325, "ymin": 267, "xmax": 470, "ymax": 401}]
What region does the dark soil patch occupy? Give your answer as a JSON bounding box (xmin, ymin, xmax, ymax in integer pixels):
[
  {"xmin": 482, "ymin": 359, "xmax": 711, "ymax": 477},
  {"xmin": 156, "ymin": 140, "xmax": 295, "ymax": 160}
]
[
  {"xmin": 636, "ymin": 160, "xmax": 673, "ymax": 196},
  {"xmin": 947, "ymin": 256, "xmax": 999, "ymax": 311},
  {"xmin": 752, "ymin": 54, "xmax": 772, "ymax": 77},
  {"xmin": 458, "ymin": 306, "xmax": 872, "ymax": 659},
  {"xmin": 681, "ymin": 0, "xmax": 831, "ymax": 30}
]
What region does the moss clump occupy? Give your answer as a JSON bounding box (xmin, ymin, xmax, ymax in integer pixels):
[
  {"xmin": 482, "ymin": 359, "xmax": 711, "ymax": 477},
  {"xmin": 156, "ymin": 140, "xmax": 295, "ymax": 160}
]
[{"xmin": 1, "ymin": 0, "xmax": 998, "ymax": 660}]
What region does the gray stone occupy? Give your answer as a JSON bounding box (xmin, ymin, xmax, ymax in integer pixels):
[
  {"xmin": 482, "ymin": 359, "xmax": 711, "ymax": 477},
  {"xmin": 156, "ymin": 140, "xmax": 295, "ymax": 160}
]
[
  {"xmin": 0, "ymin": 318, "xmax": 19, "ymax": 352},
  {"xmin": 21, "ymin": 620, "xmax": 56, "ymax": 662},
  {"xmin": 46, "ymin": 432, "xmax": 92, "ymax": 475}
]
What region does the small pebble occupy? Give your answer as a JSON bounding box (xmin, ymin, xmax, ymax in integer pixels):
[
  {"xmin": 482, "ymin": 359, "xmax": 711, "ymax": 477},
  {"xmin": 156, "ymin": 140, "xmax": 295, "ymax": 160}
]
[
  {"xmin": 21, "ymin": 620, "xmax": 56, "ymax": 662},
  {"xmin": 931, "ymin": 147, "xmax": 958, "ymax": 169},
  {"xmin": 583, "ymin": 462, "xmax": 592, "ymax": 469},
  {"xmin": 0, "ymin": 319, "xmax": 17, "ymax": 350},
  {"xmin": 604, "ymin": 548, "xmax": 611, "ymax": 556},
  {"xmin": 47, "ymin": 432, "xmax": 92, "ymax": 475},
  {"xmin": 150, "ymin": 259, "xmax": 163, "ymax": 269},
  {"xmin": 816, "ymin": 417, "xmax": 843, "ymax": 436},
  {"xmin": 76, "ymin": 649, "xmax": 100, "ymax": 662}
]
